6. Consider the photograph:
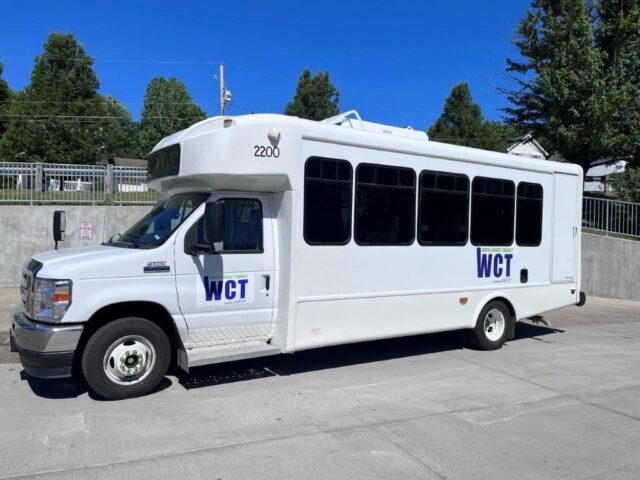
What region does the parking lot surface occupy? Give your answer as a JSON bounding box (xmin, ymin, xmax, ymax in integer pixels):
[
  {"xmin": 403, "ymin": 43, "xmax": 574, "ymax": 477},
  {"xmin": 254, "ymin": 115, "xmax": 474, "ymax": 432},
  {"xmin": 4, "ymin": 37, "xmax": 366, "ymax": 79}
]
[{"xmin": 0, "ymin": 296, "xmax": 639, "ymax": 479}]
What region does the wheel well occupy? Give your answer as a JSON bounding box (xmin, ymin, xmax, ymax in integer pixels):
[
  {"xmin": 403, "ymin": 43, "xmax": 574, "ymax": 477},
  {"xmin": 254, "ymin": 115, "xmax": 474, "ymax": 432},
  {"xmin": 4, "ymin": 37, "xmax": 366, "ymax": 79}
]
[
  {"xmin": 75, "ymin": 302, "xmax": 179, "ymax": 368},
  {"xmin": 490, "ymin": 296, "xmax": 516, "ymax": 322},
  {"xmin": 487, "ymin": 296, "xmax": 517, "ymax": 339}
]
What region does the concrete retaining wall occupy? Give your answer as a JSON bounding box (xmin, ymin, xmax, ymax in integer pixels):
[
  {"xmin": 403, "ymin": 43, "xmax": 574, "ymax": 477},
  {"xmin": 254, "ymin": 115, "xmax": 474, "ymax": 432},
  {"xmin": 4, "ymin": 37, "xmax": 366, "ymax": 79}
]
[
  {"xmin": 1, "ymin": 208, "xmax": 638, "ymax": 300},
  {"xmin": 582, "ymin": 233, "xmax": 640, "ymax": 301},
  {"xmin": 0, "ymin": 206, "xmax": 151, "ymax": 287}
]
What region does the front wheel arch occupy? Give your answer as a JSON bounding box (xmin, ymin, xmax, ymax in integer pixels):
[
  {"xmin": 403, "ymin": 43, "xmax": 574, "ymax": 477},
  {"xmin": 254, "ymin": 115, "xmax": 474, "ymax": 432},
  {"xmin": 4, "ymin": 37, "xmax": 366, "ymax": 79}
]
[{"xmin": 74, "ymin": 301, "xmax": 181, "ymax": 376}]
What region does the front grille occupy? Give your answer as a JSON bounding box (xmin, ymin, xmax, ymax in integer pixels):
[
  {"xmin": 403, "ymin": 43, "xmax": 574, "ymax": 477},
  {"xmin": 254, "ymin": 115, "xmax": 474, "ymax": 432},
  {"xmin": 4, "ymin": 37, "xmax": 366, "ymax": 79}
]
[{"xmin": 21, "ymin": 260, "xmax": 42, "ymax": 318}]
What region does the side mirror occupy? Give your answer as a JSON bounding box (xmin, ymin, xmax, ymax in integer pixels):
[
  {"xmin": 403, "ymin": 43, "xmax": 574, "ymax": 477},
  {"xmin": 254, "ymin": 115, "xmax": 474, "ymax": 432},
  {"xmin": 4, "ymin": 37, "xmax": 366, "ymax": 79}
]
[
  {"xmin": 53, "ymin": 210, "xmax": 66, "ymax": 249},
  {"xmin": 204, "ymin": 202, "xmax": 226, "ymax": 245}
]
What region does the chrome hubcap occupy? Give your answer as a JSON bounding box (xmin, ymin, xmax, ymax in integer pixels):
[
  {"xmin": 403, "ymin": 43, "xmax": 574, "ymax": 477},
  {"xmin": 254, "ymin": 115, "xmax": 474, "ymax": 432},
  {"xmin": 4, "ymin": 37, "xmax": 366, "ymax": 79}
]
[
  {"xmin": 103, "ymin": 336, "xmax": 156, "ymax": 385},
  {"xmin": 483, "ymin": 308, "xmax": 506, "ymax": 342}
]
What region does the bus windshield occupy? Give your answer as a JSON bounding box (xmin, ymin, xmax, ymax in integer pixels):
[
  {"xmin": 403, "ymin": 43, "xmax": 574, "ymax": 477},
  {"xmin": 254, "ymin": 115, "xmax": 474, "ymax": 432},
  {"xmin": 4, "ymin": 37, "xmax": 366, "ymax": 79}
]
[{"xmin": 111, "ymin": 192, "xmax": 210, "ymax": 248}]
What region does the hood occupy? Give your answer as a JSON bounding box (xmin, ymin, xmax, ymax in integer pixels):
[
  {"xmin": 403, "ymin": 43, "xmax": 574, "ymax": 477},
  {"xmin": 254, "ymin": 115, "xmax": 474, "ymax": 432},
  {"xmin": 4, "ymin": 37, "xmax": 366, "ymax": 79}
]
[{"xmin": 32, "ymin": 244, "xmax": 175, "ymax": 281}]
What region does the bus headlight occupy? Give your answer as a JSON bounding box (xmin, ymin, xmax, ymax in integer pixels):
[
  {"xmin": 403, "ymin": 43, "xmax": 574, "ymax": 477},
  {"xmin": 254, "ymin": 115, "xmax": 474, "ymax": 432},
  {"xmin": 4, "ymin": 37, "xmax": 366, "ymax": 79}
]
[{"xmin": 34, "ymin": 279, "xmax": 72, "ymax": 322}]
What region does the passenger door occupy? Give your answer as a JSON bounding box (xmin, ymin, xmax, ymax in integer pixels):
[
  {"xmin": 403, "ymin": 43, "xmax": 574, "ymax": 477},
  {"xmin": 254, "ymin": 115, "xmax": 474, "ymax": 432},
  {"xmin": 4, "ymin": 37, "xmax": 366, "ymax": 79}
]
[{"xmin": 174, "ymin": 194, "xmax": 275, "ymax": 345}]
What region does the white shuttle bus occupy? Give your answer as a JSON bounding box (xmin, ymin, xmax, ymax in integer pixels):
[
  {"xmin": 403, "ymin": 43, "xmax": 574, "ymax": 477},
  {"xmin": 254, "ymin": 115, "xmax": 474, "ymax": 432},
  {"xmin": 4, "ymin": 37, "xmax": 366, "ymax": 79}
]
[{"xmin": 11, "ymin": 111, "xmax": 585, "ymax": 399}]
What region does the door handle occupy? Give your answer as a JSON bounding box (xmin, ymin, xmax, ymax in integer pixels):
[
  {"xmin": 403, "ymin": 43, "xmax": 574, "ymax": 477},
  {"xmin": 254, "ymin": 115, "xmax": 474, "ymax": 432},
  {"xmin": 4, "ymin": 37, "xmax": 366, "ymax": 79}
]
[{"xmin": 263, "ymin": 274, "xmax": 271, "ymax": 291}]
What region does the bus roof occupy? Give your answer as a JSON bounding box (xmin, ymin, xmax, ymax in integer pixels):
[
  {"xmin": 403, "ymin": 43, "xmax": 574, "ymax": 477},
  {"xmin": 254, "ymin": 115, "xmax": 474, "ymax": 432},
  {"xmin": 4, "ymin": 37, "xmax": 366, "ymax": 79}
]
[{"xmin": 151, "ymin": 112, "xmax": 582, "ymax": 177}]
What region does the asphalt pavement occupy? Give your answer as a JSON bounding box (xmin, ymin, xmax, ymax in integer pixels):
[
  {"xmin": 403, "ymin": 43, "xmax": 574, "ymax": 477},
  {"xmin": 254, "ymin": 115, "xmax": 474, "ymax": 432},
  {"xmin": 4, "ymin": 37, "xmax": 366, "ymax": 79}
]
[{"xmin": 0, "ymin": 295, "xmax": 639, "ymax": 479}]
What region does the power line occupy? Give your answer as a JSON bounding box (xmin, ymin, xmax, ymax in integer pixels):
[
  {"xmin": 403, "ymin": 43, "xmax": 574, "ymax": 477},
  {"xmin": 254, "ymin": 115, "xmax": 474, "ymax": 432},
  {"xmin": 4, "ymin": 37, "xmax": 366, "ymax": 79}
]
[
  {"xmin": 0, "ymin": 100, "xmax": 220, "ymax": 107},
  {"xmin": 0, "ymin": 115, "xmax": 207, "ymax": 121},
  {"xmin": 228, "ymin": 102, "xmax": 255, "ymax": 114},
  {"xmin": 1, "ymin": 55, "xmax": 222, "ymax": 65}
]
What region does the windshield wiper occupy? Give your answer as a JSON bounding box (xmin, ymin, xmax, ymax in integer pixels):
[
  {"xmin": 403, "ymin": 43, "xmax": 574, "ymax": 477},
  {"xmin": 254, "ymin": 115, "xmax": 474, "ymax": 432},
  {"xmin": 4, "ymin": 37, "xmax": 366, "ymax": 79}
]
[{"xmin": 102, "ymin": 240, "xmax": 137, "ymax": 249}]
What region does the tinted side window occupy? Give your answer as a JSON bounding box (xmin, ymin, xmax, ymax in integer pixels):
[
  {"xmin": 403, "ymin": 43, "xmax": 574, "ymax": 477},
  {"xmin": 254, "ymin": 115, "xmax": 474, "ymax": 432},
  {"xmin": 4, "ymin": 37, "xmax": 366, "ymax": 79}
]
[
  {"xmin": 471, "ymin": 177, "xmax": 515, "ymax": 246},
  {"xmin": 419, "ymin": 171, "xmax": 469, "ymax": 245},
  {"xmin": 304, "ymin": 157, "xmax": 353, "ymax": 245},
  {"xmin": 195, "ymin": 198, "xmax": 263, "ymax": 253},
  {"xmin": 516, "ymin": 182, "xmax": 543, "ymax": 246},
  {"xmin": 355, "ymin": 164, "xmax": 416, "ymax": 245}
]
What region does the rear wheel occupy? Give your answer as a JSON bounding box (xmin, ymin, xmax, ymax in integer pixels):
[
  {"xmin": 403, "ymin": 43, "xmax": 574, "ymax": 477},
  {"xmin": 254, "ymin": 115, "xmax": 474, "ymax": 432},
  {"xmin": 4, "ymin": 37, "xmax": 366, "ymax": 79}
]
[
  {"xmin": 81, "ymin": 317, "xmax": 170, "ymax": 400},
  {"xmin": 467, "ymin": 301, "xmax": 511, "ymax": 350}
]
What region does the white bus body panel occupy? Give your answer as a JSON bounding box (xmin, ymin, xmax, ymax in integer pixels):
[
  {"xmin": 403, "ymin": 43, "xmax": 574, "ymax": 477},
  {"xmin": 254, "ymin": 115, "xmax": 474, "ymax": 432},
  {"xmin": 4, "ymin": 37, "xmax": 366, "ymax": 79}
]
[
  {"xmin": 22, "ymin": 114, "xmax": 583, "ymax": 373},
  {"xmin": 551, "ymin": 173, "xmax": 579, "ymax": 283},
  {"xmin": 291, "ymin": 136, "xmax": 579, "ymax": 351}
]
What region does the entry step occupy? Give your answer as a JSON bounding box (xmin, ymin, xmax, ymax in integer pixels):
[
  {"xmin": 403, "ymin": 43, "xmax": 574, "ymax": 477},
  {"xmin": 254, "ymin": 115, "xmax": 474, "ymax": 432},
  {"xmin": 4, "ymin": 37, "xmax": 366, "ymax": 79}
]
[{"xmin": 186, "ymin": 340, "xmax": 281, "ymax": 368}]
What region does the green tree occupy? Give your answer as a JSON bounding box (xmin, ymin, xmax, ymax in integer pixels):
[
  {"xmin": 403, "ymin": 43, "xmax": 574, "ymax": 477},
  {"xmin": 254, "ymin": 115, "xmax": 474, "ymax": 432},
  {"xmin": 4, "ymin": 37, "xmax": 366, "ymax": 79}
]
[
  {"xmin": 284, "ymin": 68, "xmax": 340, "ymax": 120},
  {"xmin": 0, "ymin": 60, "xmax": 11, "ymax": 137},
  {"xmin": 594, "ymin": 0, "xmax": 640, "ymax": 167},
  {"xmin": 136, "ymin": 77, "xmax": 206, "ymax": 155},
  {"xmin": 0, "ymin": 33, "xmax": 123, "ymax": 163},
  {"xmin": 97, "ymin": 95, "xmax": 137, "ymax": 159},
  {"xmin": 611, "ymin": 168, "xmax": 640, "ymax": 202},
  {"xmin": 428, "ymin": 82, "xmax": 513, "ymax": 152},
  {"xmin": 504, "ymin": 0, "xmax": 640, "ymax": 171}
]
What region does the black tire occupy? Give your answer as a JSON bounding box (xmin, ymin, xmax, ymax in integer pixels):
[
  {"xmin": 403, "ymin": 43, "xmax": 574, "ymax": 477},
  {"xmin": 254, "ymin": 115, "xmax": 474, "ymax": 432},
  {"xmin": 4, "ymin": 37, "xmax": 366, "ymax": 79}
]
[
  {"xmin": 81, "ymin": 317, "xmax": 170, "ymax": 400},
  {"xmin": 467, "ymin": 300, "xmax": 511, "ymax": 350}
]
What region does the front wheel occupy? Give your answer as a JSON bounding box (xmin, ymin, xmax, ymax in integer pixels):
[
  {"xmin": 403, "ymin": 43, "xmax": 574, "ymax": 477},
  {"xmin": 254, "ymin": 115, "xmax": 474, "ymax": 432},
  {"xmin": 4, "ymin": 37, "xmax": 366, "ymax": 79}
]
[
  {"xmin": 81, "ymin": 317, "xmax": 170, "ymax": 400},
  {"xmin": 467, "ymin": 301, "xmax": 511, "ymax": 350}
]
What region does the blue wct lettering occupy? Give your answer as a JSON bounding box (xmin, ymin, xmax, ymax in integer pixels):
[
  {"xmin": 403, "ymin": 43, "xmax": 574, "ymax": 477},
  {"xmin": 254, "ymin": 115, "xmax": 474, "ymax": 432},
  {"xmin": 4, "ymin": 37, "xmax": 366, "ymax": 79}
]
[
  {"xmin": 493, "ymin": 254, "xmax": 504, "ymax": 278},
  {"xmin": 203, "ymin": 276, "xmax": 224, "ymax": 302},
  {"xmin": 225, "ymin": 280, "xmax": 237, "ymax": 300},
  {"xmin": 476, "ymin": 249, "xmax": 492, "ymax": 278},
  {"xmin": 504, "ymin": 254, "xmax": 513, "ymax": 277},
  {"xmin": 238, "ymin": 279, "xmax": 248, "ymax": 299}
]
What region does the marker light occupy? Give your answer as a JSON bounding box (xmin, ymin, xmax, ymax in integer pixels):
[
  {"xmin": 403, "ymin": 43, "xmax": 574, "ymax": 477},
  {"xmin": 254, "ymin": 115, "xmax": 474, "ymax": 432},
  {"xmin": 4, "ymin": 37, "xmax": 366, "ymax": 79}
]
[
  {"xmin": 224, "ymin": 119, "xmax": 235, "ymax": 128},
  {"xmin": 268, "ymin": 128, "xmax": 281, "ymax": 144}
]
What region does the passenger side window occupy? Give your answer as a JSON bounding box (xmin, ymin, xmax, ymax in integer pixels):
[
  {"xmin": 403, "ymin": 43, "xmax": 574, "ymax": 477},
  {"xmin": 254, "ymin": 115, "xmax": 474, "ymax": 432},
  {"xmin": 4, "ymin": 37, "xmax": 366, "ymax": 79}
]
[
  {"xmin": 195, "ymin": 198, "xmax": 263, "ymax": 253},
  {"xmin": 471, "ymin": 177, "xmax": 515, "ymax": 246},
  {"xmin": 418, "ymin": 170, "xmax": 469, "ymax": 245},
  {"xmin": 355, "ymin": 164, "xmax": 416, "ymax": 245},
  {"xmin": 516, "ymin": 182, "xmax": 543, "ymax": 246},
  {"xmin": 304, "ymin": 157, "xmax": 353, "ymax": 245}
]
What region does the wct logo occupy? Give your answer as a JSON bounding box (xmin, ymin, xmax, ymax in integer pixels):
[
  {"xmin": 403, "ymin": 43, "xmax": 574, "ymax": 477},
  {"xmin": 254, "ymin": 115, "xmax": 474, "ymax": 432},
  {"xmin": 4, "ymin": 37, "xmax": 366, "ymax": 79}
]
[
  {"xmin": 476, "ymin": 248, "xmax": 513, "ymax": 280},
  {"xmin": 202, "ymin": 274, "xmax": 252, "ymax": 305}
]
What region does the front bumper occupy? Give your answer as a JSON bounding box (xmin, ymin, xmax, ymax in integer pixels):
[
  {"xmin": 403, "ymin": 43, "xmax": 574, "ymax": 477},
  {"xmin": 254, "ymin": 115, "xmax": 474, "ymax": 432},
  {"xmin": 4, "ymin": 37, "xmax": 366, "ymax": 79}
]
[{"xmin": 11, "ymin": 306, "xmax": 84, "ymax": 379}]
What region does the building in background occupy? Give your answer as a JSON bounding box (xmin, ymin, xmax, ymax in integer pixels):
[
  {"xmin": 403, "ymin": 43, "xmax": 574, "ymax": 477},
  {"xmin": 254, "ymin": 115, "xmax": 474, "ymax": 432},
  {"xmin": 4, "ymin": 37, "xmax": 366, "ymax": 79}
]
[
  {"xmin": 506, "ymin": 134, "xmax": 549, "ymax": 160},
  {"xmin": 584, "ymin": 160, "xmax": 628, "ymax": 196}
]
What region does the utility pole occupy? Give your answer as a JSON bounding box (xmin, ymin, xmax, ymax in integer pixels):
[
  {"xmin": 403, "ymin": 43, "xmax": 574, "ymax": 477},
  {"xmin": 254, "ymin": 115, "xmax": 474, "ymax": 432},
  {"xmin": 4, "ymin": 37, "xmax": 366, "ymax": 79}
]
[{"xmin": 219, "ymin": 64, "xmax": 232, "ymax": 116}]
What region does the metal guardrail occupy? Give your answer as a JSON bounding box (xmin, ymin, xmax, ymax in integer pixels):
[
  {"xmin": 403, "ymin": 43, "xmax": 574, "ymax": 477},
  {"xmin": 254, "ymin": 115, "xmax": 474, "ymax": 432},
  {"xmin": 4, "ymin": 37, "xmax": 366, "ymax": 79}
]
[
  {"xmin": 2, "ymin": 163, "xmax": 639, "ymax": 235},
  {"xmin": 0, "ymin": 162, "xmax": 157, "ymax": 205},
  {"xmin": 583, "ymin": 196, "xmax": 640, "ymax": 239},
  {"xmin": 112, "ymin": 166, "xmax": 158, "ymax": 205}
]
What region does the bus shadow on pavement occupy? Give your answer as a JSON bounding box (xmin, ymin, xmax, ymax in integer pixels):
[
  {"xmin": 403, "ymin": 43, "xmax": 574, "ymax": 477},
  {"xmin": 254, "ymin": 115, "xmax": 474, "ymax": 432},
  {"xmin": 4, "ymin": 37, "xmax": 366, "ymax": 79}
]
[
  {"xmin": 19, "ymin": 321, "xmax": 562, "ymax": 398},
  {"xmin": 21, "ymin": 372, "xmax": 173, "ymax": 400},
  {"xmin": 178, "ymin": 321, "xmax": 563, "ymax": 391}
]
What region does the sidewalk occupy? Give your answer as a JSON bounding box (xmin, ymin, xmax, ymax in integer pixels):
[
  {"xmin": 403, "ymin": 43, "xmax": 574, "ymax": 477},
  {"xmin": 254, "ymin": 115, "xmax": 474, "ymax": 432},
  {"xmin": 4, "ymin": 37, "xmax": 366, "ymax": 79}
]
[{"xmin": 0, "ymin": 287, "xmax": 19, "ymax": 331}]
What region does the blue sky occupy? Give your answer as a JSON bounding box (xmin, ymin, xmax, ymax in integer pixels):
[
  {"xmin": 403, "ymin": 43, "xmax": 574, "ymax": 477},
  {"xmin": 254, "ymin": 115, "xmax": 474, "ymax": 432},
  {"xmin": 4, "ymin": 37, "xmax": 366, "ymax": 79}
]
[{"xmin": 1, "ymin": 0, "xmax": 532, "ymax": 129}]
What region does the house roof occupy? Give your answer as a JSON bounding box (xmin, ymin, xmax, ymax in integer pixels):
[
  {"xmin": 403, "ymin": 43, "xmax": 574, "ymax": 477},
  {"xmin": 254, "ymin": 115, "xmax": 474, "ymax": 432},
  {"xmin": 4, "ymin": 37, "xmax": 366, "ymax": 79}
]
[
  {"xmin": 506, "ymin": 133, "xmax": 549, "ymax": 158},
  {"xmin": 585, "ymin": 160, "xmax": 627, "ymax": 178}
]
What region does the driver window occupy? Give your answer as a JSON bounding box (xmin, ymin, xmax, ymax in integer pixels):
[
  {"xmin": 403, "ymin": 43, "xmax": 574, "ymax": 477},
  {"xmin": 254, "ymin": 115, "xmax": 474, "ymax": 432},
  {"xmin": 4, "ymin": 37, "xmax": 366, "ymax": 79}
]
[{"xmin": 194, "ymin": 198, "xmax": 264, "ymax": 253}]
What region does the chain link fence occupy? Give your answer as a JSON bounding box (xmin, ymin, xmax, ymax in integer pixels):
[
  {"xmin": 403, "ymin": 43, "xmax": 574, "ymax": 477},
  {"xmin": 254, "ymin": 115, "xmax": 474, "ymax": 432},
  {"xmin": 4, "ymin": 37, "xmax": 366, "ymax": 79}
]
[{"xmin": 0, "ymin": 162, "xmax": 157, "ymax": 205}]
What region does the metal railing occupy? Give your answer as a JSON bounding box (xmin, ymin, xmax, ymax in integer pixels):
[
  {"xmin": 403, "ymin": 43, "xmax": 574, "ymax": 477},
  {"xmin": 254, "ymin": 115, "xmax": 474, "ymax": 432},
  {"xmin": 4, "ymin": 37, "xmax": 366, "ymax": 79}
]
[
  {"xmin": 112, "ymin": 166, "xmax": 158, "ymax": 205},
  {"xmin": 583, "ymin": 196, "xmax": 640, "ymax": 239},
  {"xmin": 0, "ymin": 162, "xmax": 157, "ymax": 205}
]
